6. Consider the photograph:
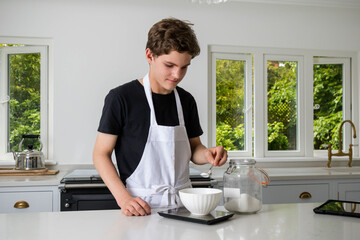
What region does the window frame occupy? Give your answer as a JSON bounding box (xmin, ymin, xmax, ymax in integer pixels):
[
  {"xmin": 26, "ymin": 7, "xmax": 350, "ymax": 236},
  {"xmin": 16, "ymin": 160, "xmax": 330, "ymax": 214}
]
[
  {"xmin": 209, "ymin": 52, "xmax": 253, "ymax": 157},
  {"xmin": 208, "ymin": 45, "xmax": 358, "ymax": 160},
  {"xmin": 264, "ymin": 54, "xmax": 305, "ymax": 157},
  {"xmin": 0, "ymin": 37, "xmax": 53, "ymax": 162},
  {"xmin": 313, "ymin": 57, "xmax": 352, "ymax": 157}
]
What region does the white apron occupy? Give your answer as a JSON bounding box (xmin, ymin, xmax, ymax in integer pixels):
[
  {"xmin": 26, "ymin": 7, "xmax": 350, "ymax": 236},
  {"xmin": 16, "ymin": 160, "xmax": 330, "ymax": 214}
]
[{"xmin": 125, "ymin": 74, "xmax": 192, "ymax": 208}]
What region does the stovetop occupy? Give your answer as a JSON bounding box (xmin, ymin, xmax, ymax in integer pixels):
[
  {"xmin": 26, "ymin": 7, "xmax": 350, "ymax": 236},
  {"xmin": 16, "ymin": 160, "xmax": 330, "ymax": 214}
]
[
  {"xmin": 60, "ymin": 169, "xmax": 103, "ymax": 184},
  {"xmin": 61, "ymin": 168, "xmax": 211, "ymax": 184}
]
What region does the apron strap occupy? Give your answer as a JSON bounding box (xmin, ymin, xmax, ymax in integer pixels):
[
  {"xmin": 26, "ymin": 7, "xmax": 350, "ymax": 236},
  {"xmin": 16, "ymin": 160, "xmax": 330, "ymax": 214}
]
[
  {"xmin": 174, "ymin": 88, "xmax": 185, "ymax": 126},
  {"xmin": 143, "ymin": 73, "xmax": 185, "ymax": 127},
  {"xmin": 143, "ymin": 74, "xmax": 157, "ymax": 126}
]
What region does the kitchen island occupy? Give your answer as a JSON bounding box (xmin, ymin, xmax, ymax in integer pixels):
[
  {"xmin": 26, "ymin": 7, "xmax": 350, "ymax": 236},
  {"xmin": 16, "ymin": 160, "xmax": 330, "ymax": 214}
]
[{"xmin": 1, "ymin": 203, "xmax": 359, "ymax": 240}]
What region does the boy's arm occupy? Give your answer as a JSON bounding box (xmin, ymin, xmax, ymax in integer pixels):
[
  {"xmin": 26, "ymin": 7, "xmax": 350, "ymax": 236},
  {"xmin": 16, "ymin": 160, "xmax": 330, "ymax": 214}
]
[
  {"xmin": 93, "ymin": 132, "xmax": 151, "ymax": 216},
  {"xmin": 189, "ymin": 137, "xmax": 227, "ymax": 166}
]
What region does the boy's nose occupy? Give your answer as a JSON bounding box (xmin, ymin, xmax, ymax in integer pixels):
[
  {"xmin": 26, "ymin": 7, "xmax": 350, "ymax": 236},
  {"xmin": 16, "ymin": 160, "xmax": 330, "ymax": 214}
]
[{"xmin": 172, "ymin": 68, "xmax": 181, "ymax": 79}]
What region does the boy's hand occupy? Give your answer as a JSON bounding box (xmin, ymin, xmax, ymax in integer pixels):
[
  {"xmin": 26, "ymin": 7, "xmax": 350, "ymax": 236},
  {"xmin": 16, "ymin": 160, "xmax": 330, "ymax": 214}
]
[
  {"xmin": 120, "ymin": 196, "xmax": 151, "ymax": 216},
  {"xmin": 205, "ymin": 146, "xmax": 227, "ymax": 166}
]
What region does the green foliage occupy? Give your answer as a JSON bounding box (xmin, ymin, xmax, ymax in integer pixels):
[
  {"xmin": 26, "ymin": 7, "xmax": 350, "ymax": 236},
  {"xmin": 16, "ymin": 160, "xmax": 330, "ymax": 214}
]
[
  {"xmin": 266, "ymin": 61, "xmax": 298, "ymax": 150},
  {"xmin": 313, "ymin": 64, "xmax": 343, "ymax": 150},
  {"xmin": 215, "ymin": 58, "xmax": 343, "ymax": 152},
  {"xmin": 8, "ymin": 53, "xmax": 41, "ymax": 151},
  {"xmin": 216, "ymin": 123, "xmax": 245, "ymax": 150},
  {"xmin": 313, "ymin": 111, "xmax": 342, "ymax": 150},
  {"xmin": 216, "ymin": 59, "xmax": 245, "ymax": 128},
  {"xmin": 215, "ymin": 59, "xmax": 246, "ymax": 150},
  {"xmin": 267, "ymin": 122, "xmax": 289, "ymax": 150}
]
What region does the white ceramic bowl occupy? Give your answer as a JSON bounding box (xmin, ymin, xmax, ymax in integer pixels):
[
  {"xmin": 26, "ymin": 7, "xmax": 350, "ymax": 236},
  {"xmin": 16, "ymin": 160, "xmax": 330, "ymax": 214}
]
[{"xmin": 179, "ymin": 188, "xmax": 222, "ymax": 215}]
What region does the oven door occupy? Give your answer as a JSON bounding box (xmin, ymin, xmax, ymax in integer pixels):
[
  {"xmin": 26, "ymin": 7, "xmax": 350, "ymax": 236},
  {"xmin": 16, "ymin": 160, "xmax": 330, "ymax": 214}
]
[{"xmin": 60, "ymin": 184, "xmax": 120, "ymax": 211}]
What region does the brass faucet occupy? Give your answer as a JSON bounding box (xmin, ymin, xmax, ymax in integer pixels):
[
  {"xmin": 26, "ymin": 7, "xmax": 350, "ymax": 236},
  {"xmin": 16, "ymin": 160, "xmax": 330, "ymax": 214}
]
[{"xmin": 327, "ymin": 120, "xmax": 357, "ymax": 168}]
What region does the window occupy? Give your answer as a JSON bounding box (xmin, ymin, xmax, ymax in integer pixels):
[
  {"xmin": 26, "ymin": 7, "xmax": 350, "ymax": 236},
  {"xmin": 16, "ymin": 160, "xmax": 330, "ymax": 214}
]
[
  {"xmin": 265, "ymin": 55, "xmax": 304, "ymax": 157},
  {"xmin": 210, "ymin": 53, "xmax": 252, "ymax": 157},
  {"xmin": 313, "ymin": 57, "xmax": 351, "ymax": 155},
  {"xmin": 209, "ymin": 45, "xmax": 357, "ymax": 159},
  {"xmin": 0, "ymin": 44, "xmax": 49, "ymax": 160}
]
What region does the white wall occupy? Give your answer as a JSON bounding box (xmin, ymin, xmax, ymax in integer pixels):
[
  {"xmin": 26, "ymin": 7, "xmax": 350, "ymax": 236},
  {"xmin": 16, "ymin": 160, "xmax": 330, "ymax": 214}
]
[{"xmin": 1, "ymin": 0, "xmax": 359, "ymax": 164}]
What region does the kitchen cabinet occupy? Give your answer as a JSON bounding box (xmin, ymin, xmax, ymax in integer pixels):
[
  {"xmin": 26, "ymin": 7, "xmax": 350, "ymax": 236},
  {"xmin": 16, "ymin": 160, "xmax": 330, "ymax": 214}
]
[
  {"xmin": 337, "ymin": 181, "xmax": 360, "ymax": 201},
  {"xmin": 263, "ymin": 178, "xmax": 360, "ymax": 204},
  {"xmin": 0, "ymin": 186, "xmax": 60, "ymax": 213},
  {"xmin": 263, "ymin": 180, "xmax": 330, "ymax": 204}
]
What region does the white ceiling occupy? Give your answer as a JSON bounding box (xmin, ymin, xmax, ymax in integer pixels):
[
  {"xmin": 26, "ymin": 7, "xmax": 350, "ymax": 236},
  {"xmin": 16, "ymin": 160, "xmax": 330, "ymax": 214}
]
[{"xmin": 229, "ymin": 0, "xmax": 360, "ymax": 8}]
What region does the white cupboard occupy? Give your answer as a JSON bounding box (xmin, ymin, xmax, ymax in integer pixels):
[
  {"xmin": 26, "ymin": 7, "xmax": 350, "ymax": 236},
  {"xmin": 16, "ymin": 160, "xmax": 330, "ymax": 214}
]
[
  {"xmin": 263, "ymin": 179, "xmax": 360, "ymax": 204},
  {"xmin": 0, "ymin": 186, "xmax": 60, "ymax": 213}
]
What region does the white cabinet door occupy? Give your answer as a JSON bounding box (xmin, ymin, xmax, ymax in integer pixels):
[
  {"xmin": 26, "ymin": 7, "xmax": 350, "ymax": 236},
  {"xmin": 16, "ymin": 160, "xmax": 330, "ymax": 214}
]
[
  {"xmin": 0, "ymin": 186, "xmax": 58, "ymax": 213},
  {"xmin": 337, "ymin": 182, "xmax": 360, "ymax": 201}
]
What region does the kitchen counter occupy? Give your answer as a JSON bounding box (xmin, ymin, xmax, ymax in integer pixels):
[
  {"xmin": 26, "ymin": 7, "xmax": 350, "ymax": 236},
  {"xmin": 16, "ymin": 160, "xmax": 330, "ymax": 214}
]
[
  {"xmin": 0, "ymin": 164, "xmax": 92, "ymax": 187},
  {"xmin": 1, "ymin": 203, "xmax": 359, "ymax": 240},
  {"xmin": 1, "ymin": 164, "xmax": 360, "ymax": 187},
  {"xmin": 205, "ymin": 166, "xmax": 360, "ymax": 182}
]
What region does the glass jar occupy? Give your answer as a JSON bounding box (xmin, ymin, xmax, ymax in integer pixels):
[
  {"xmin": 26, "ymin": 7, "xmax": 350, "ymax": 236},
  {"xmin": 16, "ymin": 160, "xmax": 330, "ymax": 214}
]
[{"xmin": 223, "ymin": 159, "xmax": 269, "ymax": 213}]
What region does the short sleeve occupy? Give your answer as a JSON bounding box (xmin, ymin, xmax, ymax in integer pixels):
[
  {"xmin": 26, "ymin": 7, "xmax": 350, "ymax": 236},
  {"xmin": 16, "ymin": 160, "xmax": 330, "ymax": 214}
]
[{"xmin": 97, "ymin": 89, "xmax": 123, "ymax": 135}]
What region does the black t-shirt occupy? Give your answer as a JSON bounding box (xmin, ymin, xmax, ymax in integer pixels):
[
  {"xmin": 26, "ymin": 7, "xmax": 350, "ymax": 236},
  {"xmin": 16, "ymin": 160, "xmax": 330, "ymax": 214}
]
[{"xmin": 97, "ymin": 80, "xmax": 203, "ymax": 185}]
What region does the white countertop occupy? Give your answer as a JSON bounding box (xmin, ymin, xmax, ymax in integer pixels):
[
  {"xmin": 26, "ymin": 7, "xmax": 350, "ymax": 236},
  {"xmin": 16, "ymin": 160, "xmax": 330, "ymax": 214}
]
[
  {"xmin": 1, "ymin": 165, "xmax": 360, "ymax": 187},
  {"xmin": 207, "ymin": 166, "xmax": 360, "ymax": 182},
  {"xmin": 1, "ymin": 203, "xmax": 359, "ymax": 240},
  {"xmin": 0, "ymin": 165, "xmax": 90, "ymax": 187}
]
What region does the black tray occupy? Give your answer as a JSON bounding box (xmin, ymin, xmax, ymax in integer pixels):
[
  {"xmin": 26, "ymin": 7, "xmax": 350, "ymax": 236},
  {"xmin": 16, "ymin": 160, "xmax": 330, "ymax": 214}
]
[
  {"xmin": 158, "ymin": 207, "xmax": 234, "ymax": 225},
  {"xmin": 313, "ymin": 199, "xmax": 360, "ymax": 218}
]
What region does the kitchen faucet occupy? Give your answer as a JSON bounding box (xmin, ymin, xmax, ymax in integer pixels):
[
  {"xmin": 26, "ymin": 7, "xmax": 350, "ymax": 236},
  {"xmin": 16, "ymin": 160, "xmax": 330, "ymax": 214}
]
[{"xmin": 326, "ymin": 120, "xmax": 357, "ymax": 168}]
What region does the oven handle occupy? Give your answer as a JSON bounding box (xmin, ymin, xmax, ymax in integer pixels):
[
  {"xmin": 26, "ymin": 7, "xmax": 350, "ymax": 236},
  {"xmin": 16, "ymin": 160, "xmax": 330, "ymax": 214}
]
[
  {"xmin": 59, "ymin": 183, "xmax": 107, "ymax": 189},
  {"xmin": 59, "ymin": 179, "xmax": 218, "ymax": 190}
]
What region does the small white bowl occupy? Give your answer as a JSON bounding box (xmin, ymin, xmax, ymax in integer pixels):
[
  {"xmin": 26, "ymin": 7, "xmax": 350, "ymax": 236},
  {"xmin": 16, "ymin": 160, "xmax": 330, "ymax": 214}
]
[{"xmin": 179, "ymin": 188, "xmax": 222, "ymax": 215}]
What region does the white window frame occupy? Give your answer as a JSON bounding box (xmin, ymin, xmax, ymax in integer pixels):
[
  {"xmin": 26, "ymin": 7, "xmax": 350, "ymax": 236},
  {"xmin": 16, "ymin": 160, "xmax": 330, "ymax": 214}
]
[
  {"xmin": 208, "ymin": 45, "xmax": 358, "ymax": 160},
  {"xmin": 209, "ymin": 52, "xmax": 253, "ymax": 157},
  {"xmin": 0, "ymin": 37, "xmax": 53, "ymax": 162},
  {"xmin": 264, "ymin": 54, "xmax": 305, "ymax": 157},
  {"xmin": 313, "ymin": 57, "xmax": 352, "ymax": 157}
]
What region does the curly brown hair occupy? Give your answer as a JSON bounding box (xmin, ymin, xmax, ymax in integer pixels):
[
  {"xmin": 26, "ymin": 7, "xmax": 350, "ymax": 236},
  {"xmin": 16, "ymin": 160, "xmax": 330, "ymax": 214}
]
[{"xmin": 146, "ymin": 18, "xmax": 200, "ymax": 59}]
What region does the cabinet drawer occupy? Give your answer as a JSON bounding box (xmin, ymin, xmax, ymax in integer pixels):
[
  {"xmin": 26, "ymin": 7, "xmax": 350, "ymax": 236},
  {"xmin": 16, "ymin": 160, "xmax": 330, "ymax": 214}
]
[
  {"xmin": 338, "ymin": 182, "xmax": 360, "ymax": 201},
  {"xmin": 263, "ymin": 183, "xmax": 329, "ymax": 204},
  {"xmin": 0, "ymin": 191, "xmax": 53, "ymax": 213}
]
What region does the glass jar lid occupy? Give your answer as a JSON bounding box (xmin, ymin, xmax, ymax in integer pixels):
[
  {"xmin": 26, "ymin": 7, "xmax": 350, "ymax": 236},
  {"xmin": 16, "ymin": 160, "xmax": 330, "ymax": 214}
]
[{"xmin": 229, "ymin": 158, "xmax": 256, "ymax": 165}]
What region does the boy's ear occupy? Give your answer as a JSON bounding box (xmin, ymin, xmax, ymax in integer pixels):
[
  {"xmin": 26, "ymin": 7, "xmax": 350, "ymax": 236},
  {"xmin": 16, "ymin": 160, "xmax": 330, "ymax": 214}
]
[{"xmin": 145, "ymin": 48, "xmax": 154, "ymax": 64}]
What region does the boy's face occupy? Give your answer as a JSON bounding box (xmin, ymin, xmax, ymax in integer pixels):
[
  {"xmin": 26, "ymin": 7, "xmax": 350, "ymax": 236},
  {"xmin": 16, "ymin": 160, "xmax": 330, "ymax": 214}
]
[{"xmin": 146, "ymin": 49, "xmax": 192, "ymax": 94}]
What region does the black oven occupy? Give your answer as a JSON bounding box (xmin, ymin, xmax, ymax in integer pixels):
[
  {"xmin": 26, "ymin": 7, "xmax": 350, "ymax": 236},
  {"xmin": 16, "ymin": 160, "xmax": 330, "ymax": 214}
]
[{"xmin": 59, "ymin": 169, "xmax": 216, "ymax": 211}]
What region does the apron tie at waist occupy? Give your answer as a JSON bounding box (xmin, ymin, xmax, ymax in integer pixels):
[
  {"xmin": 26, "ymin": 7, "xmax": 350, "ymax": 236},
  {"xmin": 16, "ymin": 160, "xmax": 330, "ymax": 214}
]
[
  {"xmin": 153, "ymin": 181, "xmax": 192, "ymax": 207},
  {"xmin": 153, "ymin": 185, "xmax": 179, "ymax": 207}
]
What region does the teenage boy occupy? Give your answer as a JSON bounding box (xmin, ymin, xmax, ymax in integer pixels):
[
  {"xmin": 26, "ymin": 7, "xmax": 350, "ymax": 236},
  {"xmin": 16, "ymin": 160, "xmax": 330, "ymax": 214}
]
[{"xmin": 93, "ymin": 18, "xmax": 227, "ymax": 216}]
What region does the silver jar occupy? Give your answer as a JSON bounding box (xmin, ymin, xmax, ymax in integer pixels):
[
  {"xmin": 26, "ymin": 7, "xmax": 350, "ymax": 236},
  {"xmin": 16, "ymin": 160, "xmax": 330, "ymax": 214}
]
[{"xmin": 223, "ymin": 159, "xmax": 269, "ymax": 213}]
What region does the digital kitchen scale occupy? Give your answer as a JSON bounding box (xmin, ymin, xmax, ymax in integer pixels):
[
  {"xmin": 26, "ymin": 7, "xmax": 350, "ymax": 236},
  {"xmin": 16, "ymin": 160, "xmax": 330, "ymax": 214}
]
[{"xmin": 158, "ymin": 207, "xmax": 234, "ymax": 225}]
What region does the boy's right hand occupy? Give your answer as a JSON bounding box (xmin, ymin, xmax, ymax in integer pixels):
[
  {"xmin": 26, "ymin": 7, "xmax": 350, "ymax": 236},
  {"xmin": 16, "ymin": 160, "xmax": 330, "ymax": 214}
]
[{"xmin": 120, "ymin": 196, "xmax": 151, "ymax": 216}]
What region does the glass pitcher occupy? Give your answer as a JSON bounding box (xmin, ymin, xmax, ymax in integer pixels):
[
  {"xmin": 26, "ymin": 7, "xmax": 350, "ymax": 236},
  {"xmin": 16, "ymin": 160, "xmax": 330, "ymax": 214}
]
[{"xmin": 223, "ymin": 159, "xmax": 270, "ymax": 213}]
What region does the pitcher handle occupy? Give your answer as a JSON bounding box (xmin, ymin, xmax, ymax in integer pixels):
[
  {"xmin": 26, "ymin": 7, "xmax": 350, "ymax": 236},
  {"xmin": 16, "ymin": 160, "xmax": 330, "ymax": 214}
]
[{"xmin": 255, "ymin": 166, "xmax": 270, "ymax": 186}]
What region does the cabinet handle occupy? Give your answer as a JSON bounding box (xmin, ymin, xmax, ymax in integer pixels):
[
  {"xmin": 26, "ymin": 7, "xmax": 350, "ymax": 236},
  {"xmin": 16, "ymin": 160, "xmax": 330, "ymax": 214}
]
[
  {"xmin": 299, "ymin": 192, "xmax": 312, "ymax": 199},
  {"xmin": 14, "ymin": 201, "xmax": 30, "ymax": 209}
]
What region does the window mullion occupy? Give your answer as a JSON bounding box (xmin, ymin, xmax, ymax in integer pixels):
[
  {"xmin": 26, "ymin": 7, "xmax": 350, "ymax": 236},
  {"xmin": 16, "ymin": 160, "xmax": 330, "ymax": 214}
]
[{"xmin": 253, "ymin": 52, "xmax": 264, "ymax": 158}]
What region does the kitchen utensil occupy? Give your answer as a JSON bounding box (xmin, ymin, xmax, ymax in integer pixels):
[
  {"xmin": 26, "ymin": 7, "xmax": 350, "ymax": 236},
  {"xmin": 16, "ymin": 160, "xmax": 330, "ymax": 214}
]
[
  {"xmin": 179, "ymin": 188, "xmax": 222, "ymax": 215},
  {"xmin": 12, "ymin": 135, "xmax": 46, "ymax": 170},
  {"xmin": 200, "ymin": 165, "xmax": 213, "ymax": 178},
  {"xmin": 158, "ymin": 207, "xmax": 234, "ymax": 225}
]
